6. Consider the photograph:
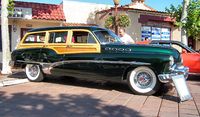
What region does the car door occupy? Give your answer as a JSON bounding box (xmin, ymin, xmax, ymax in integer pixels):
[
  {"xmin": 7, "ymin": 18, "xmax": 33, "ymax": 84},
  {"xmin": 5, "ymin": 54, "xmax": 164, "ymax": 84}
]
[
  {"xmin": 66, "ymin": 29, "xmax": 100, "ymax": 54},
  {"xmin": 46, "ymin": 30, "xmax": 69, "ymax": 55},
  {"xmin": 39, "ymin": 30, "xmax": 70, "ymax": 62},
  {"xmin": 38, "ymin": 30, "xmax": 70, "ymax": 76},
  {"xmin": 60, "ymin": 29, "xmax": 102, "ymax": 80}
]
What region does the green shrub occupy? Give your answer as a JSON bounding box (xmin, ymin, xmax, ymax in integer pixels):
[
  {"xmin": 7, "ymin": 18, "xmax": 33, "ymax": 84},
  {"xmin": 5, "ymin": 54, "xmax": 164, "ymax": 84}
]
[{"xmin": 104, "ymin": 14, "xmax": 131, "ymax": 29}]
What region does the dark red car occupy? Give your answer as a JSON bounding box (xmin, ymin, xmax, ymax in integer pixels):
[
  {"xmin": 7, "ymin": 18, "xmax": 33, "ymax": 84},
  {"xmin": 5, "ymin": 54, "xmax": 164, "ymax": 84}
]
[{"xmin": 136, "ymin": 40, "xmax": 200, "ymax": 75}]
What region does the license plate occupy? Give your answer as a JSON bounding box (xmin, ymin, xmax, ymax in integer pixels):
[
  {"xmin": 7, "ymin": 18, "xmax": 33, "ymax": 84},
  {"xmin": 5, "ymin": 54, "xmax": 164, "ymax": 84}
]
[{"xmin": 172, "ymin": 75, "xmax": 192, "ymax": 102}]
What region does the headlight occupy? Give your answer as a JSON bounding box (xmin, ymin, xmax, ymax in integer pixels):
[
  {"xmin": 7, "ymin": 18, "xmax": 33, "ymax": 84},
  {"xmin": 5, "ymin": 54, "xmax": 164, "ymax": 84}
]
[{"xmin": 169, "ymin": 56, "xmax": 174, "ymax": 67}]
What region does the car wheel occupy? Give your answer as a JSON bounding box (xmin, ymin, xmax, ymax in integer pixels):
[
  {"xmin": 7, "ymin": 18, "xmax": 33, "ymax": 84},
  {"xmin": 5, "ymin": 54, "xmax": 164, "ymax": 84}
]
[
  {"xmin": 127, "ymin": 66, "xmax": 160, "ymax": 95},
  {"xmin": 25, "ymin": 64, "xmax": 44, "ymax": 82}
]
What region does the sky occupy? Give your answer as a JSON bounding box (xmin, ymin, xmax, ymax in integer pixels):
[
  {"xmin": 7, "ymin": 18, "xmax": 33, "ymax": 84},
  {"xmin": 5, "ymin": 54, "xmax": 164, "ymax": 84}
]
[{"xmin": 15, "ymin": 0, "xmax": 183, "ymax": 11}]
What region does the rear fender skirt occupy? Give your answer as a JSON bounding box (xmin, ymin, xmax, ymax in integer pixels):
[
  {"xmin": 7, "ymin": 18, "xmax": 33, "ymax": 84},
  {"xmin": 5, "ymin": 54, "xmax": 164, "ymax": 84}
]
[{"xmin": 17, "ymin": 60, "xmax": 151, "ymax": 75}]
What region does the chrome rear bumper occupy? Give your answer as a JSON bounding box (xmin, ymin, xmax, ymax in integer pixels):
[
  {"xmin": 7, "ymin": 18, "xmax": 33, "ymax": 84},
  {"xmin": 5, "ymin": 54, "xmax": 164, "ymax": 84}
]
[{"xmin": 158, "ymin": 65, "xmax": 189, "ymax": 83}]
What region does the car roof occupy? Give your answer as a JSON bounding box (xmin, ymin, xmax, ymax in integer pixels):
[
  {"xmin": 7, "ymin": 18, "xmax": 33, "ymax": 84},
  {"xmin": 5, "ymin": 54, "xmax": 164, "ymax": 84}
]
[
  {"xmin": 150, "ymin": 40, "xmax": 196, "ymax": 53},
  {"xmin": 28, "ymin": 26, "xmax": 106, "ymax": 32},
  {"xmin": 151, "ymin": 40, "xmax": 181, "ymax": 44}
]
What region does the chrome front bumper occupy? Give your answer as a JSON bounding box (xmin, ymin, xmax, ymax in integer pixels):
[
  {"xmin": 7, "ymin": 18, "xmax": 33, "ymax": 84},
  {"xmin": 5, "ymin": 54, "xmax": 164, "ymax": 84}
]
[{"xmin": 158, "ymin": 65, "xmax": 189, "ymax": 83}]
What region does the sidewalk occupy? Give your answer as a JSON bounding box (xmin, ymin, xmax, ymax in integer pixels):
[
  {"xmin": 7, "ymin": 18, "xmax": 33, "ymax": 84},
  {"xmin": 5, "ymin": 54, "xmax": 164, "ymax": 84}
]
[
  {"xmin": 0, "ymin": 76, "xmax": 199, "ymax": 117},
  {"xmin": 0, "ymin": 69, "xmax": 29, "ymax": 87}
]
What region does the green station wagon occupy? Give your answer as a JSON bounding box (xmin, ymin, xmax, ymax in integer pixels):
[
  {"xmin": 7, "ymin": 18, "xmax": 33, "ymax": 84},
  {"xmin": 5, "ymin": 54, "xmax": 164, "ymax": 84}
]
[{"xmin": 10, "ymin": 26, "xmax": 189, "ymax": 95}]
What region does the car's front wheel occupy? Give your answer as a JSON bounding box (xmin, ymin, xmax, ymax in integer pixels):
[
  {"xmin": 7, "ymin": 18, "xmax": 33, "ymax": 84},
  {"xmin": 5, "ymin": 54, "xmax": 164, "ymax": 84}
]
[
  {"xmin": 127, "ymin": 66, "xmax": 160, "ymax": 95},
  {"xmin": 25, "ymin": 64, "xmax": 44, "ymax": 82}
]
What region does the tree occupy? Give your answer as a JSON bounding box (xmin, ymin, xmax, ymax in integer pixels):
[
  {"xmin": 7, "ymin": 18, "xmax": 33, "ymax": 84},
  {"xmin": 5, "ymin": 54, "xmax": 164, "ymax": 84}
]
[
  {"xmin": 180, "ymin": 0, "xmax": 190, "ymax": 46},
  {"xmin": 186, "ymin": 0, "xmax": 200, "ymax": 40},
  {"xmin": 1, "ymin": 0, "xmax": 14, "ymax": 74},
  {"xmin": 165, "ymin": 0, "xmax": 200, "ymax": 44}
]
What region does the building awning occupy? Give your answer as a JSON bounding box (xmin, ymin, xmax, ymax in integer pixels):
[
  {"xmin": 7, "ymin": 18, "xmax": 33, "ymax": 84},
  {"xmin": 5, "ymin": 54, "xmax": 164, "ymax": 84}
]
[{"xmin": 139, "ymin": 15, "xmax": 176, "ymax": 23}]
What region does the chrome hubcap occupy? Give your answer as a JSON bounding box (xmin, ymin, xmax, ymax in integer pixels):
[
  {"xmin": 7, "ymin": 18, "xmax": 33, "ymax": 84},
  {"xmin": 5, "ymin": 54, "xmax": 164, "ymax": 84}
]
[
  {"xmin": 28, "ymin": 65, "xmax": 39, "ymax": 77},
  {"xmin": 134, "ymin": 72, "xmax": 152, "ymax": 89}
]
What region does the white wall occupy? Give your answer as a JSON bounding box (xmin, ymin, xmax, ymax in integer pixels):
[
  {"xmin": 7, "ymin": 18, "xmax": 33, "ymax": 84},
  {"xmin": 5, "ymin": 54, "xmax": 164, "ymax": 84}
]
[
  {"xmin": 127, "ymin": 12, "xmax": 141, "ymax": 42},
  {"xmin": 171, "ymin": 26, "xmax": 181, "ymax": 42},
  {"xmin": 63, "ymin": 0, "xmax": 111, "ymax": 24}
]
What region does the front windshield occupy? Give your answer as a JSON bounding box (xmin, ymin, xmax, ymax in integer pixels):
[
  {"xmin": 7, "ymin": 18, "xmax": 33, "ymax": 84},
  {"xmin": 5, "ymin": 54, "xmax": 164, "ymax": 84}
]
[{"xmin": 93, "ymin": 30, "xmax": 122, "ymax": 44}]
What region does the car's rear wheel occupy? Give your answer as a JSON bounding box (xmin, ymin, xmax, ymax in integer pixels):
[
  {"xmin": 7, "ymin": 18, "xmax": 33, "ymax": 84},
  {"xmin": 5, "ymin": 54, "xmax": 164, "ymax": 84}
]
[
  {"xmin": 25, "ymin": 64, "xmax": 44, "ymax": 82},
  {"xmin": 127, "ymin": 66, "xmax": 160, "ymax": 95}
]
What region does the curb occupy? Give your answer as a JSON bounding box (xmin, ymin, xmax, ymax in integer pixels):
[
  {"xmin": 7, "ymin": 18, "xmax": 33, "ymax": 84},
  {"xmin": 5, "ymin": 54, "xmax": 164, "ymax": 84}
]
[{"xmin": 0, "ymin": 79, "xmax": 29, "ymax": 88}]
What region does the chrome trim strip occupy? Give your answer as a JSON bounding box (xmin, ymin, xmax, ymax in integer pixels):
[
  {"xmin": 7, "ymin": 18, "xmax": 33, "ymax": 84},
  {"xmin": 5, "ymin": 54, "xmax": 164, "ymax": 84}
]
[
  {"xmin": 52, "ymin": 60, "xmax": 150, "ymax": 66},
  {"xmin": 17, "ymin": 60, "xmax": 48, "ymax": 65},
  {"xmin": 17, "ymin": 60, "xmax": 150, "ymax": 66},
  {"xmin": 17, "ymin": 60, "xmax": 151, "ymax": 75},
  {"xmin": 158, "ymin": 65, "xmax": 189, "ymax": 83},
  {"xmin": 189, "ymin": 72, "xmax": 200, "ymax": 76}
]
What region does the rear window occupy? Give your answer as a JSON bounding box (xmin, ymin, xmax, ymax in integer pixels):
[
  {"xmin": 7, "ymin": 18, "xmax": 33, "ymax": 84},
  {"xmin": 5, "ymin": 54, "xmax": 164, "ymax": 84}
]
[{"xmin": 23, "ymin": 32, "xmax": 46, "ymax": 43}]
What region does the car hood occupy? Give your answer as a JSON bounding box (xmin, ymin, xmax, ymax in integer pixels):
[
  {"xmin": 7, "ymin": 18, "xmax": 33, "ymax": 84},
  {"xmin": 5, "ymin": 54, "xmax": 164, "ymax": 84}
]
[{"xmin": 101, "ymin": 44, "xmax": 181, "ymax": 61}]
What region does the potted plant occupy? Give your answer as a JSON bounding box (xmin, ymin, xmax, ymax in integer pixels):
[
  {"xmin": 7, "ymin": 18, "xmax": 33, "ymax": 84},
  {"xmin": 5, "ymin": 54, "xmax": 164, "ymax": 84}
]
[{"xmin": 104, "ymin": 14, "xmax": 131, "ymax": 30}]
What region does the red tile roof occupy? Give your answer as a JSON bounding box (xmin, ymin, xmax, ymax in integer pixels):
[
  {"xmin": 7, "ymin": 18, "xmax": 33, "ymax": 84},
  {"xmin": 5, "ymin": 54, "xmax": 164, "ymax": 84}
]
[
  {"xmin": 97, "ymin": 7, "xmax": 169, "ymax": 15},
  {"xmin": 124, "ymin": 2, "xmax": 156, "ymax": 11},
  {"xmin": 97, "ymin": 7, "xmax": 175, "ymax": 23},
  {"xmin": 13, "ymin": 1, "xmax": 65, "ymax": 21},
  {"xmin": 63, "ymin": 23, "xmax": 97, "ymax": 26}
]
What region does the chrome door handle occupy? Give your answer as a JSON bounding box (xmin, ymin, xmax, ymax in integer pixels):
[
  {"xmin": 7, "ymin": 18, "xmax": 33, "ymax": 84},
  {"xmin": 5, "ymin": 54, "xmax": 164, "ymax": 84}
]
[{"xmin": 66, "ymin": 45, "xmax": 72, "ymax": 48}]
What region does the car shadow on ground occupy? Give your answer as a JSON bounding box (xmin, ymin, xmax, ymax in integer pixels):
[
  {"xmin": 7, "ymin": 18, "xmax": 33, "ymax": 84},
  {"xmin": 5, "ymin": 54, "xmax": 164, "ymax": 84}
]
[
  {"xmin": 188, "ymin": 75, "xmax": 200, "ymax": 81},
  {"xmin": 7, "ymin": 71, "xmax": 27, "ymax": 79},
  {"xmin": 44, "ymin": 76, "xmax": 174, "ymax": 97},
  {"xmin": 0, "ymin": 91, "xmax": 141, "ymax": 117},
  {"xmin": 7, "ymin": 71, "xmax": 179, "ymax": 102},
  {"xmin": 187, "ymin": 75, "xmax": 200, "ymax": 87},
  {"xmin": 45, "ymin": 76, "xmax": 133, "ymax": 94}
]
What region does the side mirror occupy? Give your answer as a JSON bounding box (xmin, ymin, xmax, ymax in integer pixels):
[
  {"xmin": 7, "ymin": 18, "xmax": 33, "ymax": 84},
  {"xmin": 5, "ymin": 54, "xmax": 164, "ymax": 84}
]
[{"xmin": 182, "ymin": 49, "xmax": 187, "ymax": 53}]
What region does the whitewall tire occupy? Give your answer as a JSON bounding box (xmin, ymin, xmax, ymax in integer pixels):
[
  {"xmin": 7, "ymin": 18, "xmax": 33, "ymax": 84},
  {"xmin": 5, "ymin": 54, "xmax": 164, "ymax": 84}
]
[
  {"xmin": 25, "ymin": 64, "xmax": 44, "ymax": 82},
  {"xmin": 127, "ymin": 66, "xmax": 160, "ymax": 95}
]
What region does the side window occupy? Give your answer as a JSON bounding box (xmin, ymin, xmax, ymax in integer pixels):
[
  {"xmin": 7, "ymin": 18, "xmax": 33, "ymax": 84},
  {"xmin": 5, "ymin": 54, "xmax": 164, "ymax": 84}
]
[
  {"xmin": 49, "ymin": 32, "xmax": 68, "ymax": 43},
  {"xmin": 72, "ymin": 31, "xmax": 96, "ymax": 44},
  {"xmin": 23, "ymin": 33, "xmax": 46, "ymax": 43}
]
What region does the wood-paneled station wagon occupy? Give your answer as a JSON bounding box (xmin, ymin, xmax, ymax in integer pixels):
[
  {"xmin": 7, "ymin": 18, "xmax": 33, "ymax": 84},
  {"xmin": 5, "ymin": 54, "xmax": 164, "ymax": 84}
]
[{"xmin": 10, "ymin": 26, "xmax": 189, "ymax": 95}]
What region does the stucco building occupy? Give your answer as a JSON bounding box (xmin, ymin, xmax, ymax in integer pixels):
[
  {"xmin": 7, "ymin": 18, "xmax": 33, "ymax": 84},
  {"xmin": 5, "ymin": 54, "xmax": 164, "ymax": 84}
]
[
  {"xmin": 62, "ymin": 0, "xmax": 111, "ymax": 25},
  {"xmin": 96, "ymin": 0, "xmax": 199, "ymax": 50},
  {"xmin": 96, "ymin": 0, "xmax": 179, "ymax": 42}
]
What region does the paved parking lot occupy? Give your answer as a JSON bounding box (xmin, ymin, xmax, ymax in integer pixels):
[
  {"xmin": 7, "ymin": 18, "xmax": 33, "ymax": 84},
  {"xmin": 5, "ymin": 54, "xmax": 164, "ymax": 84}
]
[{"xmin": 0, "ymin": 74, "xmax": 200, "ymax": 117}]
